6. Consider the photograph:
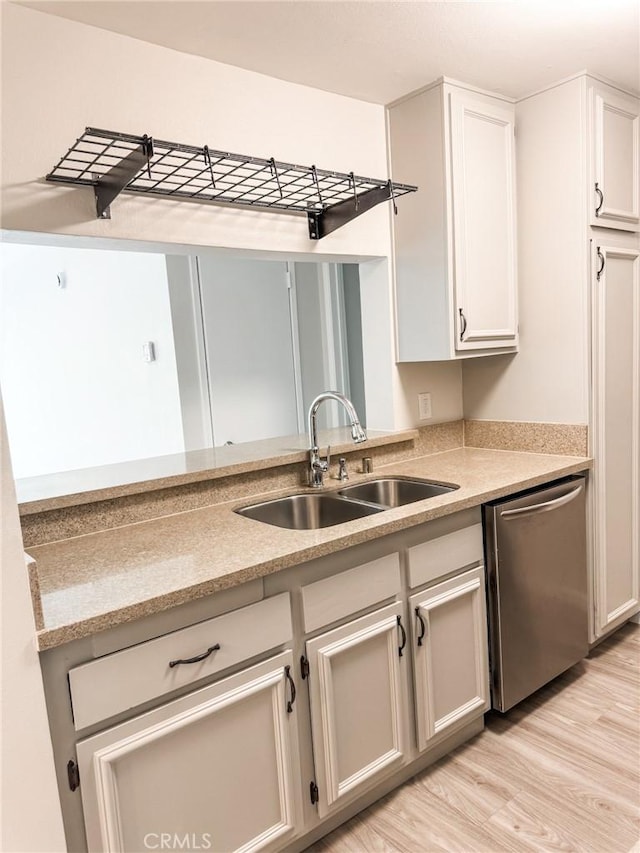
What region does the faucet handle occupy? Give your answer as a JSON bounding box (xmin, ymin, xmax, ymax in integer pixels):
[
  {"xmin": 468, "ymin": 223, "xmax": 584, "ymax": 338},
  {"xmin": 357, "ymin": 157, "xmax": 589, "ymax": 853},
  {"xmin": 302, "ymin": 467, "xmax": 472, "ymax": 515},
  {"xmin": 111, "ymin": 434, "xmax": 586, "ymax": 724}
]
[{"xmin": 325, "ymin": 445, "xmax": 331, "ymax": 469}]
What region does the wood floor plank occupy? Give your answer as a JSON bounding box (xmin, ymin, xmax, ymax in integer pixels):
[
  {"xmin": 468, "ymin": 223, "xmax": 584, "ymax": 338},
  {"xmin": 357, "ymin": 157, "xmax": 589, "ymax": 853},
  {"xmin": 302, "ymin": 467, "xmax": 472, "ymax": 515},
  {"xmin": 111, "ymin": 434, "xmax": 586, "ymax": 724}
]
[
  {"xmin": 306, "ymin": 622, "xmax": 640, "ymax": 853},
  {"xmin": 308, "ymin": 809, "xmax": 406, "ymax": 853},
  {"xmin": 486, "ymin": 793, "xmax": 581, "ymax": 852},
  {"xmin": 366, "ymin": 781, "xmax": 517, "ymax": 853},
  {"xmin": 486, "ymin": 712, "xmax": 640, "ymax": 797},
  {"xmin": 490, "ymin": 793, "xmax": 608, "ymax": 853},
  {"xmin": 487, "ymin": 786, "xmax": 639, "ymax": 853},
  {"xmin": 458, "ymin": 726, "xmax": 640, "ymax": 831},
  {"xmin": 587, "ymin": 703, "xmax": 640, "ymax": 754},
  {"xmin": 415, "ymin": 749, "xmax": 520, "ymax": 825}
]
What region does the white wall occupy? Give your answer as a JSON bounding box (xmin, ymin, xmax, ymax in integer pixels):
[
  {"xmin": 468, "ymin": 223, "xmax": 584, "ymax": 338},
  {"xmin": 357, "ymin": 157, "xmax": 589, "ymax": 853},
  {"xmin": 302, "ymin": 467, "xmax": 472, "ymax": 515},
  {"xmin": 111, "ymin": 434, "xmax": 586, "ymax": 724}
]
[
  {"xmin": 342, "ymin": 264, "xmax": 367, "ymax": 427},
  {"xmin": 462, "ymin": 77, "xmax": 590, "ymax": 424},
  {"xmin": 396, "ymin": 361, "xmax": 464, "ymax": 427},
  {"xmin": 0, "ymin": 396, "xmax": 66, "ymax": 852},
  {"xmin": 0, "ymin": 243, "xmax": 185, "ymax": 478},
  {"xmin": 0, "ymin": 3, "xmax": 459, "ymax": 435},
  {"xmin": 0, "ymin": 3, "xmax": 390, "ymax": 257},
  {"xmin": 199, "ymin": 256, "xmax": 299, "ymax": 445}
]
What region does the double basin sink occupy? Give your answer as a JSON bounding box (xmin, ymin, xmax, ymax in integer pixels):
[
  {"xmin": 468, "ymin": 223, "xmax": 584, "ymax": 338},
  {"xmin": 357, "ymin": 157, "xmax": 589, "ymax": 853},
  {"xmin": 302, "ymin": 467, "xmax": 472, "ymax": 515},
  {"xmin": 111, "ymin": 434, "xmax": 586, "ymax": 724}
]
[{"xmin": 235, "ymin": 477, "xmax": 459, "ymax": 530}]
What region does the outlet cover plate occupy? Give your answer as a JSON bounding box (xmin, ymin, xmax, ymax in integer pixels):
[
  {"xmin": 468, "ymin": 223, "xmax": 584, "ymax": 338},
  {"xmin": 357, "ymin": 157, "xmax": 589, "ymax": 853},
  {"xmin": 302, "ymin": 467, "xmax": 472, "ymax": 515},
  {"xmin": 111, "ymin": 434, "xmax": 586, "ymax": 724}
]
[{"xmin": 418, "ymin": 392, "xmax": 432, "ymax": 420}]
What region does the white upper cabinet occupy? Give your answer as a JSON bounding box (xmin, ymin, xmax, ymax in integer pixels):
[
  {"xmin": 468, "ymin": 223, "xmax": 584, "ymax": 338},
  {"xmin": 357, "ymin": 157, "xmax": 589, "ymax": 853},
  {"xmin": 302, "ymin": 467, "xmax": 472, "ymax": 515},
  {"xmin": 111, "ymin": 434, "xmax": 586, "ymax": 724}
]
[
  {"xmin": 590, "ymin": 84, "xmax": 640, "ymax": 232},
  {"xmin": 388, "ymin": 79, "xmax": 518, "ymax": 361},
  {"xmin": 450, "ymin": 93, "xmax": 518, "ymax": 351}
]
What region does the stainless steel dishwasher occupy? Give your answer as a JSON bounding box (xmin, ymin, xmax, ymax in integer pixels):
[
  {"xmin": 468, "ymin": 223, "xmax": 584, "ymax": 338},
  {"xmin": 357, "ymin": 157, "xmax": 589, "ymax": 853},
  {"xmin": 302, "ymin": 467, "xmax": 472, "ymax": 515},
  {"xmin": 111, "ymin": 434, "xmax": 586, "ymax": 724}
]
[{"xmin": 483, "ymin": 475, "xmax": 588, "ymax": 712}]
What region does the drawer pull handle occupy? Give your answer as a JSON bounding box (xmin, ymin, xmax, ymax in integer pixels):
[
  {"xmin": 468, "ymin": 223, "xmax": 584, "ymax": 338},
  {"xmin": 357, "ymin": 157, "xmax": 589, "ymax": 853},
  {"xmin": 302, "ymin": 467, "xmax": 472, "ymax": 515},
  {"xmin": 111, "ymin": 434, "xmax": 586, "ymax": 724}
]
[
  {"xmin": 284, "ymin": 665, "xmax": 296, "ymax": 713},
  {"xmin": 415, "ymin": 607, "xmax": 426, "ymax": 646},
  {"xmin": 168, "ymin": 643, "xmax": 221, "ymax": 668},
  {"xmin": 397, "ymin": 615, "xmax": 407, "ymax": 657}
]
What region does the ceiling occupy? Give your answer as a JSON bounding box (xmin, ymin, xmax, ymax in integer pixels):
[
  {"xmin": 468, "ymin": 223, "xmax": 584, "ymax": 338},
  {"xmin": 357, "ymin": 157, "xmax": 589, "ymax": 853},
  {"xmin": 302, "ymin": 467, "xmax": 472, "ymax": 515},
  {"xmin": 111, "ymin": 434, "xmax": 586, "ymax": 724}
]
[{"xmin": 15, "ymin": 0, "xmax": 640, "ymax": 103}]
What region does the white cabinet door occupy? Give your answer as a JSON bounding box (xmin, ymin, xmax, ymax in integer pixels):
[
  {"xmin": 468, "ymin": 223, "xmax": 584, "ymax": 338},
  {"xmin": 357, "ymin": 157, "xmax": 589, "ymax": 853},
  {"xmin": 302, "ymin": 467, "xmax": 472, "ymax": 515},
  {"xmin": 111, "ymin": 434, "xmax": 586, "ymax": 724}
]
[
  {"xmin": 409, "ymin": 567, "xmax": 489, "ymax": 752},
  {"xmin": 449, "ymin": 92, "xmax": 518, "ymax": 351},
  {"xmin": 305, "ymin": 602, "xmax": 408, "ymax": 818},
  {"xmin": 592, "ymin": 244, "xmax": 640, "ymax": 635},
  {"xmin": 76, "ymin": 652, "xmax": 301, "ymax": 853},
  {"xmin": 388, "ymin": 81, "xmax": 518, "ymax": 361},
  {"xmin": 591, "ymin": 88, "xmax": 640, "ymax": 232}
]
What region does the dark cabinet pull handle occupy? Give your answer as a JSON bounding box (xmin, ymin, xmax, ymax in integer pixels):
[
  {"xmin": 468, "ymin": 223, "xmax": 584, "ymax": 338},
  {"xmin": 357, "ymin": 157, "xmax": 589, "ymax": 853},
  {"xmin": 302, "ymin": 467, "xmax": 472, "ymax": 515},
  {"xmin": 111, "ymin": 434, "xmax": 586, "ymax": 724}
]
[
  {"xmin": 169, "ymin": 643, "xmax": 220, "ymax": 668},
  {"xmin": 595, "ymin": 182, "xmax": 604, "ymax": 215},
  {"xmin": 397, "ymin": 615, "xmax": 407, "ymax": 657},
  {"xmin": 285, "ymin": 665, "xmax": 296, "ymax": 713},
  {"xmin": 596, "ymin": 247, "xmax": 605, "ymax": 281},
  {"xmin": 459, "ymin": 308, "xmax": 468, "ymax": 341},
  {"xmin": 415, "ymin": 607, "xmax": 426, "ymax": 646}
]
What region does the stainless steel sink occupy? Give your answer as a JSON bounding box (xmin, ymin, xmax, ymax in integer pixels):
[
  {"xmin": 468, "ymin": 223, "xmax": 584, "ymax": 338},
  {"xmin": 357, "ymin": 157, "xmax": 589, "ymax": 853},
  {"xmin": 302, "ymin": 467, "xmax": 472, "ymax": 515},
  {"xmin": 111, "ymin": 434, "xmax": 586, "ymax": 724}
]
[
  {"xmin": 235, "ymin": 493, "xmax": 384, "ymax": 530},
  {"xmin": 337, "ymin": 477, "xmax": 458, "ymax": 508}
]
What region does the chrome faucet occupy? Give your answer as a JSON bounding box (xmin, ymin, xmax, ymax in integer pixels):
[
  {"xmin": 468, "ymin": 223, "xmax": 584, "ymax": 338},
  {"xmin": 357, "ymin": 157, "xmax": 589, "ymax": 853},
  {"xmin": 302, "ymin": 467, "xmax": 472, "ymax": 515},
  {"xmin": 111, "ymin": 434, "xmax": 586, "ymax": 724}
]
[{"xmin": 308, "ymin": 391, "xmax": 367, "ymax": 487}]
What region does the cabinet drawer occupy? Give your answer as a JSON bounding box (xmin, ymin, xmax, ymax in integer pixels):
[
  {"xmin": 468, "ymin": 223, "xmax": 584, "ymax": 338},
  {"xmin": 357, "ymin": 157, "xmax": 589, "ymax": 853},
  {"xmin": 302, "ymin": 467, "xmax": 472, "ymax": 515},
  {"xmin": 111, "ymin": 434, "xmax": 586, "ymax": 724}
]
[
  {"xmin": 69, "ymin": 592, "xmax": 291, "ymax": 730},
  {"xmin": 301, "ymin": 553, "xmax": 401, "ymax": 633},
  {"xmin": 408, "ymin": 524, "xmax": 483, "ymax": 588}
]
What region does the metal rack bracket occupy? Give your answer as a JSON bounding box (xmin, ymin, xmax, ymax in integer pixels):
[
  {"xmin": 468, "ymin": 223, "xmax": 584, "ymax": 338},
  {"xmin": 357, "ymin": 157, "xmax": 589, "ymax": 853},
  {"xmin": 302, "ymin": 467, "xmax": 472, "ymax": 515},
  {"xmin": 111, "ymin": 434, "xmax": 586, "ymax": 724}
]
[
  {"xmin": 46, "ymin": 128, "xmax": 417, "ymax": 239},
  {"xmin": 308, "ymin": 183, "xmax": 396, "ymax": 239},
  {"xmin": 94, "ymin": 135, "xmax": 154, "ymax": 219}
]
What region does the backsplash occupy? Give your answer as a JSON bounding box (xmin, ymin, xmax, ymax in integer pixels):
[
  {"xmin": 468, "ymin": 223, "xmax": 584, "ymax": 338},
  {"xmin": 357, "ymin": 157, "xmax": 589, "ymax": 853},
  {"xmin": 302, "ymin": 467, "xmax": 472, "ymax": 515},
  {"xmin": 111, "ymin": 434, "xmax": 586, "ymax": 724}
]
[
  {"xmin": 464, "ymin": 420, "xmax": 588, "ymax": 457},
  {"xmin": 19, "ymin": 418, "xmax": 587, "ymax": 547},
  {"xmin": 20, "ymin": 434, "xmax": 422, "ymax": 546}
]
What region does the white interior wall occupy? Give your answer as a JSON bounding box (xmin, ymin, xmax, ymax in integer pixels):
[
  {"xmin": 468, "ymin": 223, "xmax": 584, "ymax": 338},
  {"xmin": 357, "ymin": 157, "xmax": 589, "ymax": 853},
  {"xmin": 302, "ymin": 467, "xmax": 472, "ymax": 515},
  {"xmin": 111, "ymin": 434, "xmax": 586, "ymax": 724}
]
[
  {"xmin": 166, "ymin": 255, "xmax": 213, "ymax": 452},
  {"xmin": 294, "ymin": 261, "xmax": 359, "ymax": 432},
  {"xmin": 295, "ymin": 262, "xmax": 335, "ymax": 431},
  {"xmin": 0, "ymin": 3, "xmax": 459, "ymax": 435},
  {"xmin": 396, "ymin": 361, "xmax": 464, "ymax": 427},
  {"xmin": 462, "ymin": 77, "xmax": 590, "ymax": 424},
  {"xmin": 359, "ymin": 258, "xmax": 403, "ymax": 431},
  {"xmin": 0, "ymin": 395, "xmax": 66, "ymax": 853},
  {"xmin": 342, "ymin": 264, "xmax": 367, "ymax": 427},
  {"xmin": 0, "ymin": 243, "xmax": 185, "ymax": 478},
  {"xmin": 198, "ymin": 256, "xmax": 299, "ymax": 445},
  {"xmin": 0, "ymin": 3, "xmax": 389, "ymax": 257}
]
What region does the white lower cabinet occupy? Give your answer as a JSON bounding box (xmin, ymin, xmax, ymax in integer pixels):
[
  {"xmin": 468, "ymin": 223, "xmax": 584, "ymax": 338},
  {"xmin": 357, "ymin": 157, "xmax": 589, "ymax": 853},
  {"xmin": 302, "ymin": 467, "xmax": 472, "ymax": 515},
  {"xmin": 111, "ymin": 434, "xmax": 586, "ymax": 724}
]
[
  {"xmin": 409, "ymin": 567, "xmax": 490, "ymax": 752},
  {"xmin": 59, "ymin": 514, "xmax": 491, "ymax": 852},
  {"xmin": 76, "ymin": 652, "xmax": 302, "ymax": 853},
  {"xmin": 304, "ymin": 601, "xmax": 409, "ymax": 818}
]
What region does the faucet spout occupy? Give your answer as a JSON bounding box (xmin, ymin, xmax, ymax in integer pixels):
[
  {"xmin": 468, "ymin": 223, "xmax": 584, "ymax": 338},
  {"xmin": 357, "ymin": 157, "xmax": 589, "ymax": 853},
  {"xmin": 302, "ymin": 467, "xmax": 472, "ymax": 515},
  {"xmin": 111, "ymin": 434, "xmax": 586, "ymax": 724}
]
[{"xmin": 308, "ymin": 391, "xmax": 367, "ymax": 487}]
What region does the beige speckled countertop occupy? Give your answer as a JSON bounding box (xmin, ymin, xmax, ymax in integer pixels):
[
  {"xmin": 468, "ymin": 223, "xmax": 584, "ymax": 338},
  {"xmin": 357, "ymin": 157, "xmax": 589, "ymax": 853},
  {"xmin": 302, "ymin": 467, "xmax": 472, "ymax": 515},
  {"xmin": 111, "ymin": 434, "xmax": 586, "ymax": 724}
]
[
  {"xmin": 17, "ymin": 427, "xmax": 418, "ymax": 513},
  {"xmin": 27, "ymin": 447, "xmax": 591, "ymax": 650}
]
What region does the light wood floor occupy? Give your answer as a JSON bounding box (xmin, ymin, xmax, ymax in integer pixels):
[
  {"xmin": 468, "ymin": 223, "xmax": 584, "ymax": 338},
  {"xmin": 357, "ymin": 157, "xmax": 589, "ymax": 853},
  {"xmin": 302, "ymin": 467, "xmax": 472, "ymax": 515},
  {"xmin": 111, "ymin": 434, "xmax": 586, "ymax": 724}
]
[{"xmin": 308, "ymin": 622, "xmax": 640, "ymax": 853}]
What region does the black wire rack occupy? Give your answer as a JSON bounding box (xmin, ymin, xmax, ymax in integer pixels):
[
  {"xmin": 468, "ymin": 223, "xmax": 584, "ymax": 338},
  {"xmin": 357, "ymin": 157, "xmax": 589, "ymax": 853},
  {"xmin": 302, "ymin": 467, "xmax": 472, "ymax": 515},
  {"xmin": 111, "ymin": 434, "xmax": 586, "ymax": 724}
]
[{"xmin": 46, "ymin": 127, "xmax": 418, "ymax": 239}]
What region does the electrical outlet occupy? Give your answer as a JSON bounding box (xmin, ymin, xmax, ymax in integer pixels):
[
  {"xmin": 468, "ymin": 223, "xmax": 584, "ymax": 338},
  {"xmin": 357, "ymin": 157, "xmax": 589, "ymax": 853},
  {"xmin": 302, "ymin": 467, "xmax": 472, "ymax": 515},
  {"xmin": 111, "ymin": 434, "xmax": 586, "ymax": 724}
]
[
  {"xmin": 418, "ymin": 392, "xmax": 432, "ymax": 420},
  {"xmin": 142, "ymin": 341, "xmax": 156, "ymax": 363}
]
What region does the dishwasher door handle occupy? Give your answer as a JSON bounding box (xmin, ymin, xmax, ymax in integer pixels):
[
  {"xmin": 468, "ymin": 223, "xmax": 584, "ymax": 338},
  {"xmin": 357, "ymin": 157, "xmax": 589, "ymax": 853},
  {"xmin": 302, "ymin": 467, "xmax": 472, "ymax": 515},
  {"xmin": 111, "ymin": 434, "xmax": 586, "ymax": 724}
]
[{"xmin": 499, "ymin": 484, "xmax": 584, "ymax": 519}]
